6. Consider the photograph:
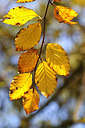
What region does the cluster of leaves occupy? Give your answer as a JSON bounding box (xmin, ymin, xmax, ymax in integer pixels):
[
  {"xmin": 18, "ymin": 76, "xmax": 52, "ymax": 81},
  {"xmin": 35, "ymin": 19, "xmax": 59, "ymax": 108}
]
[{"xmin": 2, "ymin": 0, "xmax": 78, "ymax": 114}]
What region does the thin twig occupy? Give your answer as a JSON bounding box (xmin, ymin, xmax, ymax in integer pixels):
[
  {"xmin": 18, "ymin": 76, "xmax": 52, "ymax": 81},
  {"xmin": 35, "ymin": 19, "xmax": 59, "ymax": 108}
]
[
  {"xmin": 49, "ymin": 1, "xmax": 55, "ymax": 7},
  {"xmin": 32, "ymin": 0, "xmax": 51, "ymax": 89}
]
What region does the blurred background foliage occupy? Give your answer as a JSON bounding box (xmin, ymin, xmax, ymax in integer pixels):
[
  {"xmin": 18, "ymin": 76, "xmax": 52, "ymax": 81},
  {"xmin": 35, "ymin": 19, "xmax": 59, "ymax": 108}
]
[{"xmin": 0, "ymin": 0, "xmax": 85, "ymax": 128}]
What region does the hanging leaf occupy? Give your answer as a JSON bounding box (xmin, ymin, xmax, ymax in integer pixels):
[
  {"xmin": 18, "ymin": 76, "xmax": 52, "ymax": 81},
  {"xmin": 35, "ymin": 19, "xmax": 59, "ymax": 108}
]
[
  {"xmin": 54, "ymin": 6, "xmax": 78, "ymax": 25},
  {"xmin": 22, "ymin": 88, "xmax": 40, "ymax": 114},
  {"xmin": 9, "ymin": 73, "xmax": 32, "ymax": 100},
  {"xmin": 35, "ymin": 61, "xmax": 57, "ymax": 98},
  {"xmin": 3, "ymin": 6, "xmax": 39, "ymax": 26},
  {"xmin": 15, "ymin": 22, "xmax": 41, "ymax": 51},
  {"xmin": 16, "ymin": 0, "xmax": 35, "ymax": 3},
  {"xmin": 18, "ymin": 49, "xmax": 39, "ymax": 73},
  {"xmin": 46, "ymin": 43, "xmax": 70, "ymax": 76}
]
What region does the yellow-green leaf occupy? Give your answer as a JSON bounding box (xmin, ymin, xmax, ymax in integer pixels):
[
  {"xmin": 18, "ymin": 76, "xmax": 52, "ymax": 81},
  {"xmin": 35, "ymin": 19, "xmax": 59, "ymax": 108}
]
[
  {"xmin": 16, "ymin": 0, "xmax": 35, "ymax": 3},
  {"xmin": 35, "ymin": 61, "xmax": 57, "ymax": 98},
  {"xmin": 15, "ymin": 22, "xmax": 41, "ymax": 51},
  {"xmin": 22, "ymin": 88, "xmax": 40, "ymax": 114},
  {"xmin": 3, "ymin": 6, "xmax": 39, "ymax": 26},
  {"xmin": 46, "ymin": 43, "xmax": 70, "ymax": 76},
  {"xmin": 18, "ymin": 49, "xmax": 39, "ymax": 73},
  {"xmin": 9, "ymin": 73, "xmax": 32, "ymax": 100},
  {"xmin": 54, "ymin": 6, "xmax": 78, "ymax": 25}
]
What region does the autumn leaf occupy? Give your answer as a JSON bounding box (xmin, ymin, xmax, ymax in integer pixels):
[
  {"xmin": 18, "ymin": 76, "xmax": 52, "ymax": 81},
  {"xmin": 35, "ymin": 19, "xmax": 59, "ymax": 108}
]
[
  {"xmin": 16, "ymin": 0, "xmax": 35, "ymax": 3},
  {"xmin": 18, "ymin": 49, "xmax": 39, "ymax": 73},
  {"xmin": 35, "ymin": 61, "xmax": 57, "ymax": 98},
  {"xmin": 54, "ymin": 6, "xmax": 78, "ymax": 25},
  {"xmin": 15, "ymin": 22, "xmax": 41, "ymax": 51},
  {"xmin": 3, "ymin": 6, "xmax": 39, "ymax": 26},
  {"xmin": 22, "ymin": 88, "xmax": 40, "ymax": 114},
  {"xmin": 46, "ymin": 43, "xmax": 70, "ymax": 76},
  {"xmin": 9, "ymin": 73, "xmax": 32, "ymax": 100}
]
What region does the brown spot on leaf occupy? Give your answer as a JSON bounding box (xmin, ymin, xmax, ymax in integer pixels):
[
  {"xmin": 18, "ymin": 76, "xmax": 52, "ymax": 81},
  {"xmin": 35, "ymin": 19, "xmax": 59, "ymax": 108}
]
[
  {"xmin": 24, "ymin": 91, "xmax": 28, "ymax": 94},
  {"xmin": 37, "ymin": 81, "xmax": 39, "ymax": 84},
  {"xmin": 16, "ymin": 87, "xmax": 18, "ymax": 90},
  {"xmin": 56, "ymin": 11, "xmax": 59, "ymax": 15},
  {"xmin": 9, "ymin": 90, "xmax": 13, "ymax": 94},
  {"xmin": 16, "ymin": 22, "xmax": 20, "ymax": 25},
  {"xmin": 19, "ymin": 6, "xmax": 22, "ymax": 9}
]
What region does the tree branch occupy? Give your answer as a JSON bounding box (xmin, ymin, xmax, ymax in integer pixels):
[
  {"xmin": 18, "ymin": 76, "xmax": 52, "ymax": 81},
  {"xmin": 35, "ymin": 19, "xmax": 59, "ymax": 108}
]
[{"xmin": 32, "ymin": 0, "xmax": 50, "ymax": 89}]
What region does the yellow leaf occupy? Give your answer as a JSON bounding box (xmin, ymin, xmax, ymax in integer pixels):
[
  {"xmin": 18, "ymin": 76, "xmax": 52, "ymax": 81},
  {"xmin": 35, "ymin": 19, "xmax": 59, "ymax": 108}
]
[
  {"xmin": 16, "ymin": 0, "xmax": 35, "ymax": 3},
  {"xmin": 35, "ymin": 61, "xmax": 57, "ymax": 98},
  {"xmin": 18, "ymin": 49, "xmax": 39, "ymax": 73},
  {"xmin": 22, "ymin": 88, "xmax": 40, "ymax": 114},
  {"xmin": 15, "ymin": 22, "xmax": 41, "ymax": 51},
  {"xmin": 3, "ymin": 6, "xmax": 39, "ymax": 26},
  {"xmin": 54, "ymin": 6, "xmax": 78, "ymax": 25},
  {"xmin": 9, "ymin": 73, "xmax": 32, "ymax": 100},
  {"xmin": 46, "ymin": 43, "xmax": 70, "ymax": 76}
]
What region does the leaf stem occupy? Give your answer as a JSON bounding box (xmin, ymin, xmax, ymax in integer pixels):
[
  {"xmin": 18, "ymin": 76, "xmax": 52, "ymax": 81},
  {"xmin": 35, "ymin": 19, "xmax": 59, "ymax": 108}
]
[{"xmin": 32, "ymin": 0, "xmax": 50, "ymax": 89}]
